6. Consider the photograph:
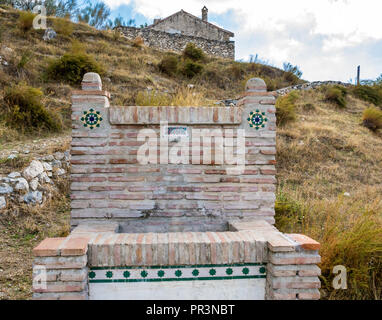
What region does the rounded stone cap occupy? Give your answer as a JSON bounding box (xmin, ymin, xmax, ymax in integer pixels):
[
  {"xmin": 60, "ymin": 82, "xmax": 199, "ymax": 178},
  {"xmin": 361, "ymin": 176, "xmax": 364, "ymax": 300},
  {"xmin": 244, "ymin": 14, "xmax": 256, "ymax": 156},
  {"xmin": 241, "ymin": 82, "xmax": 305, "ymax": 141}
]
[
  {"xmin": 82, "ymin": 72, "xmax": 102, "ymax": 91},
  {"xmin": 246, "ymin": 78, "xmax": 267, "ymax": 92}
]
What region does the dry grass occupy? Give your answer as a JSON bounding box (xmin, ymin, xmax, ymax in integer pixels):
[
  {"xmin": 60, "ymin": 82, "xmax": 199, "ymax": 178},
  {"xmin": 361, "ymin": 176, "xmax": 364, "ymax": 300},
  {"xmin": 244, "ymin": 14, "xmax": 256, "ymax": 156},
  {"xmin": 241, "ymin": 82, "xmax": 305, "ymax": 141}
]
[
  {"xmin": 0, "ymin": 6, "xmax": 302, "ymax": 146},
  {"xmin": 135, "ymin": 87, "xmax": 212, "ymax": 107},
  {"xmin": 0, "ymin": 177, "xmax": 70, "ymax": 300},
  {"xmin": 276, "ymin": 89, "xmax": 382, "ymax": 299}
]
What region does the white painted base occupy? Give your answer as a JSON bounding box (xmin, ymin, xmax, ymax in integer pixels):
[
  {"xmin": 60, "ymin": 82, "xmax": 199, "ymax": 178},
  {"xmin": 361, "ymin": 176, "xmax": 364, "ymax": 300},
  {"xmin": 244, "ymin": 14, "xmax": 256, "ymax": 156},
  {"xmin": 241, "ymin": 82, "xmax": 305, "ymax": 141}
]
[{"xmin": 89, "ymin": 279, "xmax": 266, "ymax": 300}]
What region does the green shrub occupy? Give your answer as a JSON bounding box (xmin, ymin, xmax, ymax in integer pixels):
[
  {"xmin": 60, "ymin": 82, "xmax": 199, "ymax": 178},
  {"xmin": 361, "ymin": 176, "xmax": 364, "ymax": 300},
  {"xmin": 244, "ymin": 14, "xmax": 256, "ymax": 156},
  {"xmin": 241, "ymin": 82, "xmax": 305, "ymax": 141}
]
[
  {"xmin": 276, "ymin": 91, "xmax": 299, "ymax": 126},
  {"xmin": 53, "ymin": 17, "xmax": 74, "ymax": 37},
  {"xmin": 275, "ymin": 190, "xmax": 382, "ymax": 300},
  {"xmin": 303, "ymin": 103, "xmax": 315, "ymax": 111},
  {"xmin": 3, "ymin": 84, "xmax": 61, "ymax": 132},
  {"xmin": 18, "ymin": 11, "xmax": 36, "ymax": 32},
  {"xmin": 362, "ymin": 107, "xmax": 382, "ymax": 131},
  {"xmin": 263, "ymin": 77, "xmax": 278, "ymax": 91},
  {"xmin": 17, "ymin": 50, "xmax": 33, "ymax": 70},
  {"xmin": 180, "ymin": 59, "xmax": 203, "ymax": 78},
  {"xmin": 182, "ymin": 43, "xmax": 205, "ymax": 62},
  {"xmin": 228, "ymin": 62, "xmax": 244, "ymax": 80},
  {"xmin": 352, "ymin": 85, "xmax": 382, "ymax": 107},
  {"xmin": 159, "ymin": 55, "xmax": 178, "ymax": 76},
  {"xmin": 325, "ymin": 86, "xmax": 347, "ymax": 108},
  {"xmin": 46, "ymin": 51, "xmax": 103, "ymax": 85},
  {"xmin": 275, "ymin": 191, "xmax": 305, "ymax": 231},
  {"xmin": 283, "ymin": 62, "xmax": 303, "ymax": 78}
]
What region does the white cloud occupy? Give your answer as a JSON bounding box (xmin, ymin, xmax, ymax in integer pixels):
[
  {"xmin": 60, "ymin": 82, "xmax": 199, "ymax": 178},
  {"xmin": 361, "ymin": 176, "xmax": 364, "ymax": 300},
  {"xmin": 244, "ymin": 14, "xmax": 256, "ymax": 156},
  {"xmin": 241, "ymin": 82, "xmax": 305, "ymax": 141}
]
[{"xmin": 105, "ymin": 0, "xmax": 382, "ymax": 81}]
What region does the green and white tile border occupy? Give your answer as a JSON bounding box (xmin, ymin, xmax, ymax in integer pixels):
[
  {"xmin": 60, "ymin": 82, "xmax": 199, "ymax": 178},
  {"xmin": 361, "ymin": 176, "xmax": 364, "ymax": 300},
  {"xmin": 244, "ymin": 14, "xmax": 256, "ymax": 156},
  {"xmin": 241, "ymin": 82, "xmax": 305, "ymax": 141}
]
[{"xmin": 89, "ymin": 264, "xmax": 267, "ymax": 283}]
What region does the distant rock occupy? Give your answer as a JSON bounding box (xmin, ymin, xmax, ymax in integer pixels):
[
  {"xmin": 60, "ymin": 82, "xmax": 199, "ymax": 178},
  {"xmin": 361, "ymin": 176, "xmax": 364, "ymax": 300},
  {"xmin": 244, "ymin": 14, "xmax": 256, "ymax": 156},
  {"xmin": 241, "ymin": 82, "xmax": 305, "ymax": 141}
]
[
  {"xmin": 54, "ymin": 152, "xmax": 65, "ymax": 161},
  {"xmin": 8, "ymin": 172, "xmax": 21, "ymax": 179},
  {"xmin": 38, "ymin": 172, "xmax": 52, "ymax": 184},
  {"xmin": 30, "ymin": 178, "xmax": 39, "ymax": 191},
  {"xmin": 23, "ymin": 160, "xmax": 44, "ymax": 180},
  {"xmin": 51, "ymin": 160, "xmax": 62, "ymax": 168},
  {"xmin": 64, "ymin": 151, "xmax": 70, "ymax": 162},
  {"xmin": 0, "ymin": 196, "xmax": 6, "ymax": 209},
  {"xmin": 43, "ymin": 28, "xmax": 57, "ymax": 41},
  {"xmin": 42, "ymin": 155, "xmax": 54, "ymax": 162},
  {"xmin": 24, "ymin": 191, "xmax": 43, "ymax": 205},
  {"xmin": 14, "ymin": 178, "xmax": 29, "ymax": 192},
  {"xmin": 0, "ymin": 183, "xmax": 13, "ymax": 195},
  {"xmin": 54, "ymin": 168, "xmax": 66, "ymax": 176},
  {"xmin": 42, "ymin": 162, "xmax": 53, "ymax": 171}
]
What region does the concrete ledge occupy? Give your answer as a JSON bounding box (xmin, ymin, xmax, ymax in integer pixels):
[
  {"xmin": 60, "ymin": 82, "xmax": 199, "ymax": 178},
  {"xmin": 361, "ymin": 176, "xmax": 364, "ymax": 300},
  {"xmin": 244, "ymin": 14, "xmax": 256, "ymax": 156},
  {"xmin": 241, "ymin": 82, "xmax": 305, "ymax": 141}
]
[
  {"xmin": 88, "ymin": 230, "xmax": 264, "ymax": 267},
  {"xmin": 287, "ymin": 234, "xmax": 321, "ymax": 251}
]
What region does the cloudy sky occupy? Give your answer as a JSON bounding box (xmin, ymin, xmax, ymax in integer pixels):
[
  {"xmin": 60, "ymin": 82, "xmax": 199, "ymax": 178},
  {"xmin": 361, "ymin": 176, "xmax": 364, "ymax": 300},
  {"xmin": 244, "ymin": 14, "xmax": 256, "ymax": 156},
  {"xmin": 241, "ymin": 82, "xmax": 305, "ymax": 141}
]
[{"xmin": 104, "ymin": 0, "xmax": 382, "ymax": 82}]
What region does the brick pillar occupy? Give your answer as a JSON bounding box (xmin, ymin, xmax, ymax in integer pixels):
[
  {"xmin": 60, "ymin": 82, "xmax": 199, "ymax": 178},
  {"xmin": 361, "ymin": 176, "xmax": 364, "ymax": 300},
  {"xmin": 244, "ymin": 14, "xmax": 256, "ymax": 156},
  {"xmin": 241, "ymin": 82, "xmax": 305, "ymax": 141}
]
[
  {"xmin": 238, "ymin": 78, "xmax": 277, "ymax": 224},
  {"xmin": 266, "ymin": 234, "xmax": 321, "ymax": 300},
  {"xmin": 71, "ymin": 73, "xmax": 111, "ymax": 228},
  {"xmin": 32, "ymin": 235, "xmax": 91, "ymax": 300}
]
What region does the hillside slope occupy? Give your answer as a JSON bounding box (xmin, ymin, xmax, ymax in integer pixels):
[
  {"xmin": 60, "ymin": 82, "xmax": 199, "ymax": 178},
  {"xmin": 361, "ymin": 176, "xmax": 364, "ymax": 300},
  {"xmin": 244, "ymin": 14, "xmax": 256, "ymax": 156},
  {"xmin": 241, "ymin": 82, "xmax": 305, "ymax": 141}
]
[{"xmin": 0, "ymin": 7, "xmax": 301, "ymax": 146}]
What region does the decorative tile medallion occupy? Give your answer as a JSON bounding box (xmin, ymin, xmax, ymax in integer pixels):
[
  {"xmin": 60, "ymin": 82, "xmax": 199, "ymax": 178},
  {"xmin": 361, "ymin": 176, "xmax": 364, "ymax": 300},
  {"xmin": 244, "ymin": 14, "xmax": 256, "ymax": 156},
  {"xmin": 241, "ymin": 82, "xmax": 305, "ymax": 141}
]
[
  {"xmin": 89, "ymin": 264, "xmax": 266, "ymax": 283},
  {"xmin": 81, "ymin": 108, "xmax": 103, "ymax": 129},
  {"xmin": 247, "ymin": 110, "xmax": 268, "ymax": 130}
]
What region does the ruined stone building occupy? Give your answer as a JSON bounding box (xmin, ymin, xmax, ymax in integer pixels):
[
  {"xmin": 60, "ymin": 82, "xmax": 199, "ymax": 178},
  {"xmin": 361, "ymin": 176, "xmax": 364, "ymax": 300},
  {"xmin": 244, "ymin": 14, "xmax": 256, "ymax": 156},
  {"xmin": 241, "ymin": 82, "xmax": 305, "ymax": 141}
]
[{"xmin": 117, "ymin": 7, "xmax": 235, "ymax": 59}]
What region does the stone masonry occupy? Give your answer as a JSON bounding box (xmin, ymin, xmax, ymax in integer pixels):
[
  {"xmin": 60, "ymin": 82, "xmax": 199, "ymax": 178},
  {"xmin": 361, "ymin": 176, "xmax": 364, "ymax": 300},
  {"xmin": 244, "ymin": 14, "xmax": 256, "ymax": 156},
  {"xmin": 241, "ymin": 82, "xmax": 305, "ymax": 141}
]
[
  {"xmin": 117, "ymin": 26, "xmax": 235, "ymax": 59},
  {"xmin": 116, "ymin": 7, "xmax": 235, "ymax": 59}
]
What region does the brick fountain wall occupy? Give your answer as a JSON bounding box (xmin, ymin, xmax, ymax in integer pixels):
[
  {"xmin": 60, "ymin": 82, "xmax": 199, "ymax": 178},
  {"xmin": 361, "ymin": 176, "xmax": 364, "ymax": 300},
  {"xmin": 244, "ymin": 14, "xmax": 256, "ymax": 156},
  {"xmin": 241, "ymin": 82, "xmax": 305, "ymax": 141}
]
[{"xmin": 31, "ymin": 73, "xmax": 321, "ymax": 300}]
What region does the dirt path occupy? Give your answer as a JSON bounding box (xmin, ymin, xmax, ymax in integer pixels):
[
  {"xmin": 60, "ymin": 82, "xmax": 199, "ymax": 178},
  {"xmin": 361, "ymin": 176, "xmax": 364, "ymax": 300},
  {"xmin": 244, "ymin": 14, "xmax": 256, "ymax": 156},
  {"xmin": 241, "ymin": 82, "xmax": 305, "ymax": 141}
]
[{"xmin": 0, "ymin": 133, "xmax": 71, "ymax": 161}]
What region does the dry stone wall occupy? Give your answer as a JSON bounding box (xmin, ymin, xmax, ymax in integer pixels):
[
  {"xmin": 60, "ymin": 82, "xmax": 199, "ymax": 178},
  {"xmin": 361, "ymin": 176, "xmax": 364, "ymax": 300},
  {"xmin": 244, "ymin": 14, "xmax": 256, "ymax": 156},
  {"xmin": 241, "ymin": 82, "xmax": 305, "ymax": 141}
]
[
  {"xmin": 276, "ymin": 81, "xmax": 353, "ymax": 96},
  {"xmin": 116, "ymin": 26, "xmax": 235, "ymax": 59}
]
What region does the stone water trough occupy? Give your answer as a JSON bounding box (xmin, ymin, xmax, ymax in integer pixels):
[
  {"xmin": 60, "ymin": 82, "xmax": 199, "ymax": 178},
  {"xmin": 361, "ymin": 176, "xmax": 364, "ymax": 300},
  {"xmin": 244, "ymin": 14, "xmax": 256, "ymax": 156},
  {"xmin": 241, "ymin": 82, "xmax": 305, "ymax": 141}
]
[{"xmin": 32, "ymin": 73, "xmax": 321, "ymax": 300}]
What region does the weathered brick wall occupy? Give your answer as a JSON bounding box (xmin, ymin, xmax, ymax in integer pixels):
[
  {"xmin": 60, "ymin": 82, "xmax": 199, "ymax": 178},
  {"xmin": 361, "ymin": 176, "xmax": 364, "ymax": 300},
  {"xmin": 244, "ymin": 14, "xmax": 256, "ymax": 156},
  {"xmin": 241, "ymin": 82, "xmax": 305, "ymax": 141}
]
[
  {"xmin": 32, "ymin": 74, "xmax": 321, "ymax": 300},
  {"xmin": 32, "ymin": 220, "xmax": 321, "ymax": 300},
  {"xmin": 116, "ymin": 26, "xmax": 235, "ymax": 59},
  {"xmin": 71, "ymin": 74, "xmax": 276, "ymax": 232}
]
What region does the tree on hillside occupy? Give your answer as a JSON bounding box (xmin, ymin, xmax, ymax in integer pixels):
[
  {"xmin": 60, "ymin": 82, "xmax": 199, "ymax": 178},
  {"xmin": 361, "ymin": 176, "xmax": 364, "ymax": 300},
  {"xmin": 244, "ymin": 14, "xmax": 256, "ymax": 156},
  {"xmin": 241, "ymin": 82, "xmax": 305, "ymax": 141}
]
[
  {"xmin": 77, "ymin": 0, "xmax": 110, "ymax": 29},
  {"xmin": 376, "ymin": 74, "xmax": 382, "ymax": 85},
  {"xmin": 0, "ymin": 0, "xmax": 79, "ymax": 18},
  {"xmin": 283, "ymin": 62, "xmax": 303, "ymax": 79},
  {"xmin": 106, "ymin": 15, "xmax": 135, "ymax": 29},
  {"xmin": 54, "ymin": 0, "xmax": 78, "ymax": 18}
]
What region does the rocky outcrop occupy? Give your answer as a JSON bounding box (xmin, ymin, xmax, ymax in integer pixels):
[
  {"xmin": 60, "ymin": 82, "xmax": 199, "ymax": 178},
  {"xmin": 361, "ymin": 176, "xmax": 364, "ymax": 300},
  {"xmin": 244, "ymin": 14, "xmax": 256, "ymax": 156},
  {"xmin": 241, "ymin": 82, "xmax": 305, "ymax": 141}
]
[
  {"xmin": 276, "ymin": 81, "xmax": 353, "ymax": 96},
  {"xmin": 0, "ymin": 150, "xmax": 70, "ymax": 209}
]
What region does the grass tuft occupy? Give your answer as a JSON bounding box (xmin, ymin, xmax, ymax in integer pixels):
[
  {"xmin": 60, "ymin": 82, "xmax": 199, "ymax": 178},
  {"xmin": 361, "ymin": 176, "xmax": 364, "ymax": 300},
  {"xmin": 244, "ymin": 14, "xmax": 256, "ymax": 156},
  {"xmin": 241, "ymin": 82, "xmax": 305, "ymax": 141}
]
[
  {"xmin": 324, "ymin": 86, "xmax": 348, "ymax": 108},
  {"xmin": 2, "ymin": 83, "xmax": 62, "ymax": 133},
  {"xmin": 352, "ymin": 85, "xmax": 382, "ymax": 107},
  {"xmin": 276, "ymin": 91, "xmax": 299, "ymax": 126},
  {"xmin": 362, "ymin": 107, "xmax": 382, "ymax": 131}
]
